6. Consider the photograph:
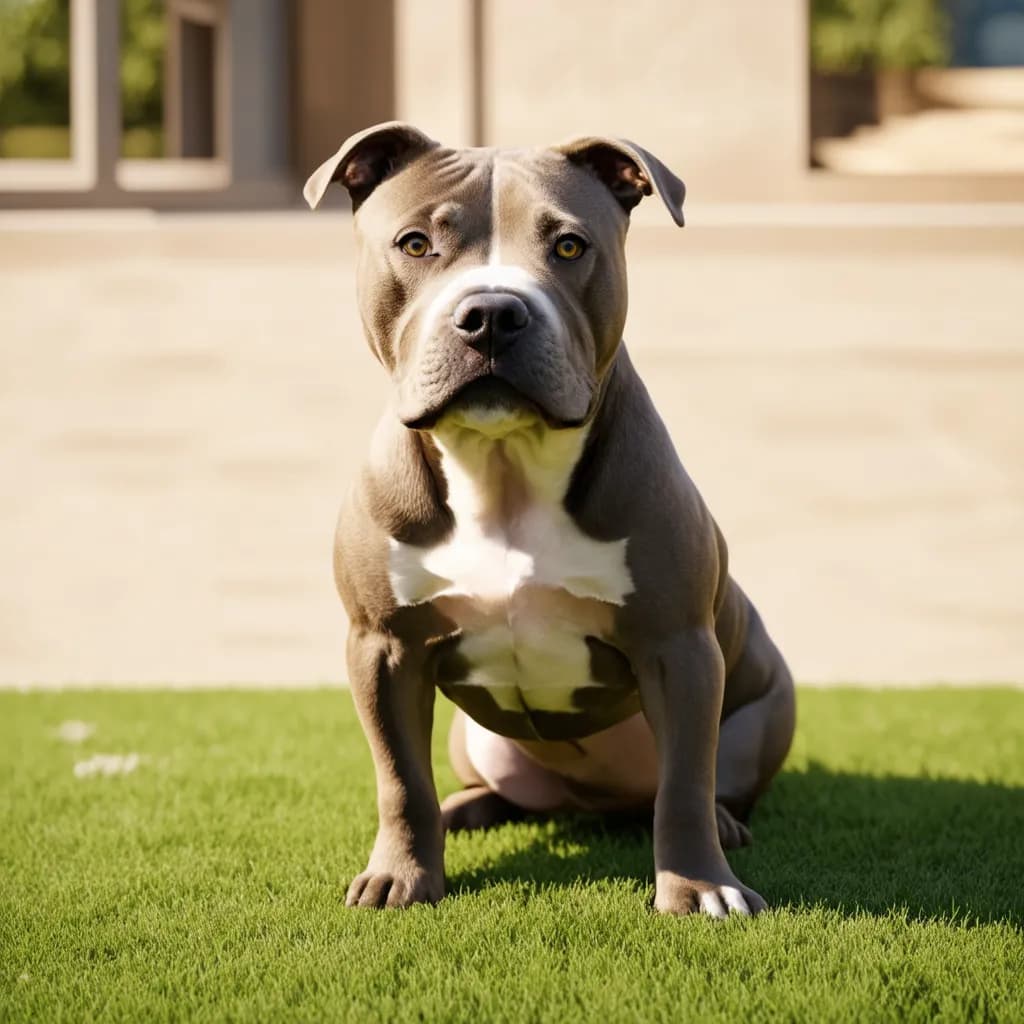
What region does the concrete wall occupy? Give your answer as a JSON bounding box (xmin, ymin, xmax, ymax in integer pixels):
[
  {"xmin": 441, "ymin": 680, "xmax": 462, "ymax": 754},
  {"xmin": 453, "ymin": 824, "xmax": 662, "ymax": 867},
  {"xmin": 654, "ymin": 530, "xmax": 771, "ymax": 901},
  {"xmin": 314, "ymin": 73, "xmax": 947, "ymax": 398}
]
[
  {"xmin": 291, "ymin": 0, "xmax": 396, "ymax": 186},
  {"xmin": 391, "ymin": 0, "xmax": 1024, "ymax": 205},
  {"xmin": 395, "ymin": 0, "xmax": 479, "ymax": 147},
  {"xmin": 229, "ymin": 0, "xmax": 290, "ymax": 184},
  {"xmin": 393, "ymin": 0, "xmax": 807, "ymax": 202},
  {"xmin": 484, "ymin": 0, "xmax": 807, "ymax": 203}
]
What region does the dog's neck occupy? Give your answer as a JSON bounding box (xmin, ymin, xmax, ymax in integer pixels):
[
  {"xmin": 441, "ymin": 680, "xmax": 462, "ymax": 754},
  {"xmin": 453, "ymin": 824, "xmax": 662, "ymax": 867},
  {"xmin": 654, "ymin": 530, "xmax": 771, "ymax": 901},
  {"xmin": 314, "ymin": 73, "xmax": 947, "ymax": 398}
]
[{"xmin": 430, "ymin": 414, "xmax": 588, "ymax": 534}]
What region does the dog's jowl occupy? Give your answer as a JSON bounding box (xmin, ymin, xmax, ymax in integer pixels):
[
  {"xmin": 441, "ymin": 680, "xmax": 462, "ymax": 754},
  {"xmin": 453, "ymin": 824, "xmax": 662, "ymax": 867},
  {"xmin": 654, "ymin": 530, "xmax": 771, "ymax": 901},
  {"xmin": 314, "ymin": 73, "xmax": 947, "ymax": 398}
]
[{"xmin": 305, "ymin": 122, "xmax": 795, "ymax": 917}]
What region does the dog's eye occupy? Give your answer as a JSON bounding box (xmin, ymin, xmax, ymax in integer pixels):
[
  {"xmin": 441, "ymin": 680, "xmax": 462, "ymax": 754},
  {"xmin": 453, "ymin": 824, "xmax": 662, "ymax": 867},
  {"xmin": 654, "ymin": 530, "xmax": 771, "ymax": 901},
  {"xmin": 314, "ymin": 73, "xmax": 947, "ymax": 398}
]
[
  {"xmin": 553, "ymin": 234, "xmax": 586, "ymax": 261},
  {"xmin": 398, "ymin": 232, "xmax": 431, "ymax": 258}
]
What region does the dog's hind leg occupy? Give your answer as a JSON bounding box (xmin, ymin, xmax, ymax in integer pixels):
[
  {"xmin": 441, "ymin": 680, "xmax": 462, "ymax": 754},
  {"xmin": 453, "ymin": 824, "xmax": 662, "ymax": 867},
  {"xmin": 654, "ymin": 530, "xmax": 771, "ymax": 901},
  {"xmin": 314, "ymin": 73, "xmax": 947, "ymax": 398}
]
[{"xmin": 715, "ymin": 599, "xmax": 795, "ymax": 848}]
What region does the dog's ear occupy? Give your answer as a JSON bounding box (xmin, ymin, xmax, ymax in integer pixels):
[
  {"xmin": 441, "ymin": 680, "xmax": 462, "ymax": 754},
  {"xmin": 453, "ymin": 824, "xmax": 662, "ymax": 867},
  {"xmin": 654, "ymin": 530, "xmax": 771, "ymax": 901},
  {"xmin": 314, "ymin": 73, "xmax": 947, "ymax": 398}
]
[
  {"xmin": 304, "ymin": 121, "xmax": 439, "ymax": 211},
  {"xmin": 554, "ymin": 136, "xmax": 685, "ymax": 226}
]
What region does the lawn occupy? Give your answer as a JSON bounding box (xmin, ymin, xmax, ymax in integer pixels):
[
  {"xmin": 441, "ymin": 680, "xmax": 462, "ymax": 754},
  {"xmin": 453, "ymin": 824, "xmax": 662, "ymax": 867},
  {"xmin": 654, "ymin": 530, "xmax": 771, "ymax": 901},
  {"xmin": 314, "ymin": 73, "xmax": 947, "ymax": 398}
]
[{"xmin": 1, "ymin": 688, "xmax": 1021, "ymax": 1023}]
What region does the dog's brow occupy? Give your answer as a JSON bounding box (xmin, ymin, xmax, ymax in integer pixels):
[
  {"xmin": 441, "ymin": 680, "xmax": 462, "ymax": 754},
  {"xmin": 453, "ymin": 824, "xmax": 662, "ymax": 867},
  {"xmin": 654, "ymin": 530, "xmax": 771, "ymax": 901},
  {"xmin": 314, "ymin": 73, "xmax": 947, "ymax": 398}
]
[
  {"xmin": 398, "ymin": 200, "xmax": 443, "ymax": 225},
  {"xmin": 535, "ymin": 208, "xmax": 585, "ymax": 238},
  {"xmin": 431, "ymin": 202, "xmax": 464, "ymax": 228}
]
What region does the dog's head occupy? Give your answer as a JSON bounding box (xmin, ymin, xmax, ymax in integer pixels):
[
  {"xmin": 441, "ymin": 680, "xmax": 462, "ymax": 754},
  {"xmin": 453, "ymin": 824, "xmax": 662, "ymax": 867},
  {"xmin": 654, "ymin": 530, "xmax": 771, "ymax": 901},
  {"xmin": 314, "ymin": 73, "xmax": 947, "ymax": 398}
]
[{"xmin": 305, "ymin": 122, "xmax": 684, "ymax": 434}]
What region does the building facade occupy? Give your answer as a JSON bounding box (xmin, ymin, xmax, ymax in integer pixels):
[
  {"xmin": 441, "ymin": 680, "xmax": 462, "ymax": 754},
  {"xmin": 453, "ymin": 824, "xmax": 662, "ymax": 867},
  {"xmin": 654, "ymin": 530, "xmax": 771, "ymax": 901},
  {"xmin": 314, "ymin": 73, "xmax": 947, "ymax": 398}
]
[{"xmin": 1, "ymin": 0, "xmax": 1022, "ymax": 209}]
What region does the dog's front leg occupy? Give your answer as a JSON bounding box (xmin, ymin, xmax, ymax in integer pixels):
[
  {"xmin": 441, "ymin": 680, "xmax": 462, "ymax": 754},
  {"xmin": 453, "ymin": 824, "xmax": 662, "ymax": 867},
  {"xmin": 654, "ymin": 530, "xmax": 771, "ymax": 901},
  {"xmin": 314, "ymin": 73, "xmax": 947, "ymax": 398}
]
[
  {"xmin": 345, "ymin": 626, "xmax": 444, "ymax": 909},
  {"xmin": 638, "ymin": 627, "xmax": 767, "ymax": 917}
]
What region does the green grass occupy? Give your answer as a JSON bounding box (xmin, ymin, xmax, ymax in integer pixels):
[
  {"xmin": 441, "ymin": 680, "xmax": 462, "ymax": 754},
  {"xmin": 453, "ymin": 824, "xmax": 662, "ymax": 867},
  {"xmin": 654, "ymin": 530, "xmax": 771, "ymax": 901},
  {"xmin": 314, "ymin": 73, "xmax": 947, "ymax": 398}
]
[{"xmin": 1, "ymin": 688, "xmax": 1022, "ymax": 1023}]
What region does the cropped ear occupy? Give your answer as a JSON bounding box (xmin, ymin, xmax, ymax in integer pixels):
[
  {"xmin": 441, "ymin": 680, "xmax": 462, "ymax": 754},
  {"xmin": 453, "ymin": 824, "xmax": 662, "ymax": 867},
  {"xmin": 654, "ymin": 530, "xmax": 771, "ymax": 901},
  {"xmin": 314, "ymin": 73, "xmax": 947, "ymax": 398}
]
[
  {"xmin": 554, "ymin": 136, "xmax": 686, "ymax": 226},
  {"xmin": 303, "ymin": 121, "xmax": 439, "ymax": 211}
]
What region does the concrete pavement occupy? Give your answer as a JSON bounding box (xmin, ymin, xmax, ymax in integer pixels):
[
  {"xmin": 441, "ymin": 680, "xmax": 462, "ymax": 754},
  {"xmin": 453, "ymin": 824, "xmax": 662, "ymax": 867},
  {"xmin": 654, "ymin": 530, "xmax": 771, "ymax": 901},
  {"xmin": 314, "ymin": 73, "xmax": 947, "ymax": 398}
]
[{"xmin": 1, "ymin": 212, "xmax": 1021, "ymax": 685}]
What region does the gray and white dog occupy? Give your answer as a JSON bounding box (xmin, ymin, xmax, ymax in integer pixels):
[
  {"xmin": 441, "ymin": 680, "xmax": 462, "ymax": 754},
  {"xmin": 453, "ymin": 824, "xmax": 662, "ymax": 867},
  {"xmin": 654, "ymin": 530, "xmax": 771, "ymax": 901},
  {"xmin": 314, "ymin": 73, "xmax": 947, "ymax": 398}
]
[{"xmin": 305, "ymin": 122, "xmax": 795, "ymax": 917}]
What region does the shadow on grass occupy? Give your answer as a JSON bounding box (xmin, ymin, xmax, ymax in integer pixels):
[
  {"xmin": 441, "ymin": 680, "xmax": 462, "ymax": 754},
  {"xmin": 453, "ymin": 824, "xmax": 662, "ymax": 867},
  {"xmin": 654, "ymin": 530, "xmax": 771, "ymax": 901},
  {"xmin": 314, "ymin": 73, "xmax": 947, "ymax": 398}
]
[{"xmin": 447, "ymin": 765, "xmax": 1024, "ymax": 925}]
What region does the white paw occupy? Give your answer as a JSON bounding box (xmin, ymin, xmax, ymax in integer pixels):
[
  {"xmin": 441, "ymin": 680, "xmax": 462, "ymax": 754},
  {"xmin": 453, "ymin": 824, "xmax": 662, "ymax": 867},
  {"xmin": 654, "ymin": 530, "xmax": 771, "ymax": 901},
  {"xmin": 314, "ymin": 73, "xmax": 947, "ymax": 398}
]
[{"xmin": 699, "ymin": 885, "xmax": 755, "ymax": 918}]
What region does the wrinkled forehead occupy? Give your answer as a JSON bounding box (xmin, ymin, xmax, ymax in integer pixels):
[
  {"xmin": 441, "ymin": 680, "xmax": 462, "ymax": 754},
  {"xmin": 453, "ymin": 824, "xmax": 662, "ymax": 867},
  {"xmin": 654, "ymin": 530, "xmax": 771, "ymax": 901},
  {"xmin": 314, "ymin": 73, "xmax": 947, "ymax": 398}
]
[
  {"xmin": 354, "ymin": 145, "xmax": 626, "ymax": 249},
  {"xmin": 492, "ymin": 149, "xmax": 627, "ymax": 246}
]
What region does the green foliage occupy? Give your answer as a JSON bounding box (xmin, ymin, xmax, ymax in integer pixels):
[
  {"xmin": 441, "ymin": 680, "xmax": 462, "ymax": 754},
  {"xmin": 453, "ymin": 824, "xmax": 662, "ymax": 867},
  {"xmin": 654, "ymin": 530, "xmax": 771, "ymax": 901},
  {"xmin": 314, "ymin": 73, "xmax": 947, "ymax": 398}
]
[
  {"xmin": 119, "ymin": 0, "xmax": 164, "ymax": 130},
  {"xmin": 1, "ymin": 688, "xmax": 1022, "ymax": 1022},
  {"xmin": 0, "ymin": 0, "xmax": 164, "ymax": 143},
  {"xmin": 0, "ymin": 0, "xmax": 70, "ymax": 127},
  {"xmin": 811, "ymin": 0, "xmax": 951, "ymax": 71}
]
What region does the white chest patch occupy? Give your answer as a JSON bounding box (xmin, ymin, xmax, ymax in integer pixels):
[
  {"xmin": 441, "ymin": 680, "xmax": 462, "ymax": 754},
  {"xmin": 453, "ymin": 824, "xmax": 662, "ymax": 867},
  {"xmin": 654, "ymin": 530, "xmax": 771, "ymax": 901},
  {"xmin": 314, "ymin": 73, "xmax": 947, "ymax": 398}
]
[{"xmin": 388, "ymin": 412, "xmax": 633, "ymax": 713}]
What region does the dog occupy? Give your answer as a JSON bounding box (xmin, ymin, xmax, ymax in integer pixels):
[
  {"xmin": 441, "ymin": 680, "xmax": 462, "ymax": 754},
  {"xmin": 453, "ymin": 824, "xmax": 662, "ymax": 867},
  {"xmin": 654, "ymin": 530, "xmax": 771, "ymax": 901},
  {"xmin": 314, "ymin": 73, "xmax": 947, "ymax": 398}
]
[{"xmin": 304, "ymin": 122, "xmax": 795, "ymax": 917}]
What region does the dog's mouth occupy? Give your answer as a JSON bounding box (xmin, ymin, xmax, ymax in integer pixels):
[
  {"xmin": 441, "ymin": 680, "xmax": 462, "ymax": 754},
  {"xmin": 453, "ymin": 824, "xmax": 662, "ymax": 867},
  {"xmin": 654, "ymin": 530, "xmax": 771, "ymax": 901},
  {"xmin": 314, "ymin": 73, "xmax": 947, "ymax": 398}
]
[{"xmin": 402, "ymin": 375, "xmax": 585, "ymax": 433}]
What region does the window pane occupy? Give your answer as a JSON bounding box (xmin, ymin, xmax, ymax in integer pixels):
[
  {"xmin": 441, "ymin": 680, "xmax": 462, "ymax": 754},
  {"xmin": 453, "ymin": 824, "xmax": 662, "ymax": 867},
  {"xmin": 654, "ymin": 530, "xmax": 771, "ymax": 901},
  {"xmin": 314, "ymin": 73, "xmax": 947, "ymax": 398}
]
[
  {"xmin": 121, "ymin": 0, "xmax": 219, "ymax": 160},
  {"xmin": 0, "ymin": 0, "xmax": 71, "ymax": 159},
  {"xmin": 120, "ymin": 0, "xmax": 165, "ymax": 157}
]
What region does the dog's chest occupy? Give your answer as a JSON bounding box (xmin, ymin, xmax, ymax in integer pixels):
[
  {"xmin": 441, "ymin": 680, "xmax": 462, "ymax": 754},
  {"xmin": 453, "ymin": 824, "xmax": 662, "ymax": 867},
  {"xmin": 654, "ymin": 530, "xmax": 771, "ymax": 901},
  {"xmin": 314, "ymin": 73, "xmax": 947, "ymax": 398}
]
[{"xmin": 388, "ymin": 422, "xmax": 635, "ymax": 726}]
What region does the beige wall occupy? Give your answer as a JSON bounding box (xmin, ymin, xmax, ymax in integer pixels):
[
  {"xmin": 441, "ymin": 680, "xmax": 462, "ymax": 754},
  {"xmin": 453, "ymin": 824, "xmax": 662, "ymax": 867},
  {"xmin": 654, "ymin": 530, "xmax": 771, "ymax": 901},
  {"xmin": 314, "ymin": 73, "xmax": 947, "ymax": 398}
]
[
  {"xmin": 291, "ymin": 0, "xmax": 396, "ymax": 185},
  {"xmin": 395, "ymin": 0, "xmax": 478, "ymax": 147},
  {"xmin": 391, "ymin": 0, "xmax": 1024, "ymax": 206},
  {"xmin": 484, "ymin": 0, "xmax": 807, "ymax": 203},
  {"xmin": 394, "ymin": 0, "xmax": 808, "ymax": 203}
]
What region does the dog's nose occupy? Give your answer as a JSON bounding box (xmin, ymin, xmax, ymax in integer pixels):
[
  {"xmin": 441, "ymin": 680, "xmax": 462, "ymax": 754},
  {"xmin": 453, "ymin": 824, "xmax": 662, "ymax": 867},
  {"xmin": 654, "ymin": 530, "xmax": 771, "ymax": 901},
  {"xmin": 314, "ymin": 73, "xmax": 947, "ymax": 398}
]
[{"xmin": 453, "ymin": 292, "xmax": 530, "ymax": 352}]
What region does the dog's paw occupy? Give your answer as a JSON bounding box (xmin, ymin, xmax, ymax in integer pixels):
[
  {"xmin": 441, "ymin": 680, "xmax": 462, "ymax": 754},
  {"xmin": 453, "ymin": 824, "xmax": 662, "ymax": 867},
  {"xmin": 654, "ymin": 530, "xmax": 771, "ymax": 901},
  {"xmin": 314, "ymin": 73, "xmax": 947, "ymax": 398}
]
[
  {"xmin": 654, "ymin": 873, "xmax": 767, "ymax": 918},
  {"xmin": 440, "ymin": 786, "xmax": 524, "ymax": 832},
  {"xmin": 715, "ymin": 802, "xmax": 752, "ymax": 849},
  {"xmin": 345, "ymin": 865, "xmax": 444, "ymax": 909}
]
